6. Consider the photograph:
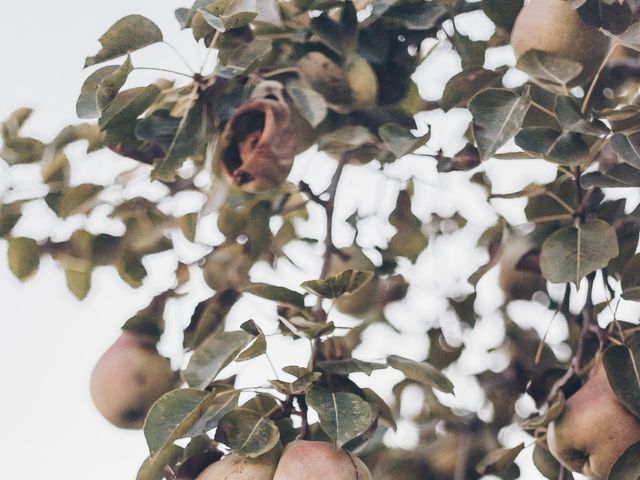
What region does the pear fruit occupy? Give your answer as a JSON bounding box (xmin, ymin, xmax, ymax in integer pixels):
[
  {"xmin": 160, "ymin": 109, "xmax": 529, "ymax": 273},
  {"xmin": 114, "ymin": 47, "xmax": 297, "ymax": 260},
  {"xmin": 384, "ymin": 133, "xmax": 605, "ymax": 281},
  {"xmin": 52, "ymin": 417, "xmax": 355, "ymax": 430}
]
[
  {"xmin": 273, "ymin": 441, "xmax": 372, "ymax": 480},
  {"xmin": 511, "ymin": 0, "xmax": 610, "ymax": 87},
  {"xmin": 90, "ymin": 331, "xmax": 176, "ymax": 429},
  {"xmin": 498, "ymin": 237, "xmax": 545, "ymax": 302},
  {"xmin": 546, "ymin": 359, "xmax": 640, "ymax": 479},
  {"xmin": 327, "ymin": 246, "xmax": 379, "ymax": 316},
  {"xmin": 195, "ymin": 451, "xmax": 279, "ymax": 480}
]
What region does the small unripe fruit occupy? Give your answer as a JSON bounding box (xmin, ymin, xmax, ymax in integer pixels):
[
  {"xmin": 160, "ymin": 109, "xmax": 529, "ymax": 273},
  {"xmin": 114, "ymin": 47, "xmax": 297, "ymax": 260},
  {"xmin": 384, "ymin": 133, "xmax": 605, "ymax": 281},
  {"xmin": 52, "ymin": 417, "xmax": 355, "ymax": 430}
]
[
  {"xmin": 547, "ymin": 359, "xmax": 640, "ymax": 479},
  {"xmin": 273, "ymin": 441, "xmax": 372, "ymax": 480},
  {"xmin": 511, "ymin": 0, "xmax": 610, "ymax": 87},
  {"xmin": 195, "ymin": 451, "xmax": 278, "ymax": 480},
  {"xmin": 90, "ymin": 331, "xmax": 175, "ymax": 429}
]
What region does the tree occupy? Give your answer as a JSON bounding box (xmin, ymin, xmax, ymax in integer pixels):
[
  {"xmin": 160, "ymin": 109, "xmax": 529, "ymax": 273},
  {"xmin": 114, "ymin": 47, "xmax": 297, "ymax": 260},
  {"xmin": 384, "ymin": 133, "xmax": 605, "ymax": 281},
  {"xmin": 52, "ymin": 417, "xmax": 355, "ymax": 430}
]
[{"xmin": 3, "ymin": 0, "xmax": 640, "ymax": 478}]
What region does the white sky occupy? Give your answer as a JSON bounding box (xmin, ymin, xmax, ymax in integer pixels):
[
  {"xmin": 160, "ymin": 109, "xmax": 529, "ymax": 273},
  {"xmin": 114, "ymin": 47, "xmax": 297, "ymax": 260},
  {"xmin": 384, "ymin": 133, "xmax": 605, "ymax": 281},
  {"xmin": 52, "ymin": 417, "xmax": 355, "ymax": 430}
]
[{"xmin": 1, "ymin": 1, "xmax": 620, "ymax": 479}]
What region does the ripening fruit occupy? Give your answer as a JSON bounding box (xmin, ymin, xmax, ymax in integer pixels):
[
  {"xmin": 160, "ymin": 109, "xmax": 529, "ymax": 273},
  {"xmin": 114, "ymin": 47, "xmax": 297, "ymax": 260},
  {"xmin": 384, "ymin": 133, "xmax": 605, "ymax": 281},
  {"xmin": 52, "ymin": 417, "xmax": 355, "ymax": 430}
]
[
  {"xmin": 510, "ymin": 0, "xmax": 610, "ymax": 86},
  {"xmin": 546, "ymin": 359, "xmax": 640, "ymax": 479},
  {"xmin": 273, "ymin": 441, "xmax": 372, "ymax": 480},
  {"xmin": 498, "ymin": 237, "xmax": 545, "ymax": 302},
  {"xmin": 195, "ymin": 451, "xmax": 279, "ymax": 480},
  {"xmin": 327, "ymin": 246, "xmax": 379, "ymax": 315},
  {"xmin": 90, "ymin": 331, "xmax": 176, "ymax": 429}
]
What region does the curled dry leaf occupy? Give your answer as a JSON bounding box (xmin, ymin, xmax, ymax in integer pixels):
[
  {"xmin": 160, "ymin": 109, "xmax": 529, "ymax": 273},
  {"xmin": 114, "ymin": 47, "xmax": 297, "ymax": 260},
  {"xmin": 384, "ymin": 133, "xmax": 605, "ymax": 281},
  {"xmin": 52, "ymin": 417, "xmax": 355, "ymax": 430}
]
[{"xmin": 218, "ymin": 97, "xmax": 296, "ymax": 192}]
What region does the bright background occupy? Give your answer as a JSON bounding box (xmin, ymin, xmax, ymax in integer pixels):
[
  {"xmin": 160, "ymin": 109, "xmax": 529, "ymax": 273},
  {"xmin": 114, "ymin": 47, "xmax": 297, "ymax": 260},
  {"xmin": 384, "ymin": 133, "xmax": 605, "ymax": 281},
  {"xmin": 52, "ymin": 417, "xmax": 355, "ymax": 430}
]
[{"xmin": 2, "ymin": 2, "xmax": 630, "ymax": 479}]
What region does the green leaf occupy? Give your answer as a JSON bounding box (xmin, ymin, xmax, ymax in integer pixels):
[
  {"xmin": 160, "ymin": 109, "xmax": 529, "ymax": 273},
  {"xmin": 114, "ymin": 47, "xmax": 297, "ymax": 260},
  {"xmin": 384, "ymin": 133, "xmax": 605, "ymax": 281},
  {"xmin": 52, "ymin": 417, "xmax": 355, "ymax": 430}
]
[
  {"xmin": 136, "ymin": 444, "xmax": 183, "ymax": 480},
  {"xmin": 99, "ymin": 85, "xmax": 162, "ymax": 130},
  {"xmin": 622, "ymin": 254, "xmax": 640, "ymax": 301},
  {"xmin": 610, "ymin": 132, "xmax": 640, "ymax": 169},
  {"xmin": 152, "ymin": 102, "xmax": 207, "ymax": 181},
  {"xmin": 65, "ymin": 268, "xmax": 92, "ymax": 300},
  {"xmin": 555, "ymin": 95, "xmax": 609, "ymax": 136},
  {"xmin": 57, "ymin": 183, "xmax": 102, "ymax": 218},
  {"xmin": 183, "ymin": 330, "xmax": 254, "ymax": 389},
  {"xmin": 582, "ymin": 164, "xmax": 640, "ymax": 188},
  {"xmin": 306, "ymin": 386, "xmax": 373, "ymax": 448},
  {"xmin": 521, "ymin": 392, "xmax": 565, "ymax": 430},
  {"xmin": 469, "ymin": 88, "xmax": 531, "ymax": 161},
  {"xmin": 539, "ymin": 219, "xmax": 619, "ymax": 285},
  {"xmin": 96, "ymin": 55, "xmax": 134, "ymax": 112},
  {"xmin": 269, "ymin": 372, "xmax": 321, "ymax": 395},
  {"xmin": 242, "ymin": 283, "xmax": 306, "ymax": 309},
  {"xmin": 604, "ymin": 22, "xmax": 640, "ymax": 52},
  {"xmin": 182, "ymin": 387, "xmax": 241, "ymax": 437},
  {"xmin": 8, "ymin": 237, "xmax": 39, "ymax": 280},
  {"xmin": 387, "ymin": 355, "xmax": 454, "ymax": 394},
  {"xmin": 85, "ymin": 15, "xmax": 163, "ymax": 67},
  {"xmin": 388, "ymin": 189, "xmax": 428, "ymax": 262},
  {"xmin": 607, "ymin": 441, "xmax": 640, "ymax": 480},
  {"xmin": 215, "ymin": 409, "xmax": 280, "ymax": 457},
  {"xmin": 237, "ymin": 320, "xmax": 267, "ymax": 361},
  {"xmin": 476, "ymin": 443, "xmax": 525, "ymax": 475},
  {"xmin": 532, "ymin": 443, "xmax": 566, "ymax": 480},
  {"xmin": 301, "ymin": 270, "xmax": 374, "ymax": 299},
  {"xmin": 516, "ymin": 50, "xmax": 583, "ymax": 89},
  {"xmin": 515, "ymin": 127, "xmax": 589, "ymax": 165},
  {"xmin": 603, "ymin": 342, "xmax": 640, "ymax": 418},
  {"xmin": 0, "ymin": 137, "xmax": 45, "ymax": 165},
  {"xmin": 116, "ymin": 249, "xmax": 147, "ymax": 288},
  {"xmin": 199, "ymin": 9, "xmax": 257, "ymax": 31},
  {"xmin": 286, "ymin": 84, "xmax": 328, "ymax": 128},
  {"xmin": 440, "ymin": 68, "xmax": 502, "ymax": 111},
  {"xmin": 316, "ymin": 359, "xmax": 387, "ymax": 376},
  {"xmin": 0, "ymin": 202, "xmax": 23, "ymax": 237},
  {"xmin": 76, "ymin": 66, "xmax": 118, "ymax": 118},
  {"xmin": 378, "ymin": 123, "xmax": 429, "ymax": 158}
]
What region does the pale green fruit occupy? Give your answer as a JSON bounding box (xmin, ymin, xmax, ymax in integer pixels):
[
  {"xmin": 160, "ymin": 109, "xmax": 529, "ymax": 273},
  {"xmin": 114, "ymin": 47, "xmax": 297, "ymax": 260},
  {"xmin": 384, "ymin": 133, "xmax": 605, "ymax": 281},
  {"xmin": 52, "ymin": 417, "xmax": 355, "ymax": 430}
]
[
  {"xmin": 511, "ymin": 0, "xmax": 610, "ymax": 86},
  {"xmin": 273, "ymin": 441, "xmax": 372, "ymax": 480},
  {"xmin": 547, "ymin": 359, "xmax": 640, "ymax": 479},
  {"xmin": 195, "ymin": 451, "xmax": 279, "ymax": 480},
  {"xmin": 298, "ymin": 51, "xmax": 352, "ymax": 106},
  {"xmin": 90, "ymin": 332, "xmax": 175, "ymax": 429},
  {"xmin": 345, "ymin": 55, "xmax": 378, "ymax": 110}
]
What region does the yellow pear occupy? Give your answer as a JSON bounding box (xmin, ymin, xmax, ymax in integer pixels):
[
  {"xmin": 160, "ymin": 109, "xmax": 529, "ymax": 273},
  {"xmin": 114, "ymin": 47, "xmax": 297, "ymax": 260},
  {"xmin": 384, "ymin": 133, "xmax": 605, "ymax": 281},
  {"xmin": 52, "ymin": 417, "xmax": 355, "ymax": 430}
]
[
  {"xmin": 90, "ymin": 331, "xmax": 176, "ymax": 429},
  {"xmin": 511, "ymin": 0, "xmax": 610, "ymax": 86},
  {"xmin": 273, "ymin": 441, "xmax": 372, "ymax": 480},
  {"xmin": 327, "ymin": 246, "xmax": 379, "ymax": 316},
  {"xmin": 546, "ymin": 359, "xmax": 640, "ymax": 479},
  {"xmin": 195, "ymin": 451, "xmax": 279, "ymax": 480}
]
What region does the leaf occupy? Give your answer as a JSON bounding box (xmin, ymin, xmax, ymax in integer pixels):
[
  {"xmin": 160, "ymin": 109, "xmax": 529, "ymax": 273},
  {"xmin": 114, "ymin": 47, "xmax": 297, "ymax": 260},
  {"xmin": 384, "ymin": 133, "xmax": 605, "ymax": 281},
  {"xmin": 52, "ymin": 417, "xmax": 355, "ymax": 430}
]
[
  {"xmin": 603, "ymin": 343, "xmax": 640, "ymax": 418},
  {"xmin": 607, "ymin": 441, "xmax": 640, "ymax": 480},
  {"xmin": 469, "ymin": 88, "xmax": 531, "ymax": 161},
  {"xmin": 521, "ymin": 392, "xmax": 565, "ymax": 429},
  {"xmin": 515, "ymin": 127, "xmax": 589, "ymax": 165},
  {"xmin": 388, "ymin": 189, "xmax": 428, "ymax": 262},
  {"xmin": 269, "ymin": 372, "xmax": 321, "ymax": 395},
  {"xmin": 533, "ymin": 444, "xmax": 566, "ymax": 480},
  {"xmin": 143, "ymin": 386, "xmax": 239, "ymax": 463},
  {"xmin": 378, "ymin": 123, "xmax": 429, "ymax": 158},
  {"xmin": 477, "ymin": 443, "xmax": 525, "ymax": 475},
  {"xmin": 604, "ymin": 22, "xmax": 640, "ymax": 52},
  {"xmin": 539, "ymin": 219, "xmax": 619, "ymax": 285},
  {"xmin": 440, "ymin": 68, "xmax": 502, "ymax": 111},
  {"xmin": 96, "ymin": 55, "xmax": 134, "ymax": 112},
  {"xmin": 361, "ymin": 387, "xmax": 397, "ymax": 431},
  {"xmin": 215, "ymin": 409, "xmax": 280, "ymax": 457},
  {"xmin": 99, "ymin": 84, "xmax": 162, "ymax": 131},
  {"xmin": 555, "ymin": 96, "xmax": 609, "ymax": 136},
  {"xmin": 610, "ymin": 132, "xmax": 640, "ymax": 169},
  {"xmin": 301, "ymin": 270, "xmax": 374, "ymax": 299},
  {"xmin": 85, "ymin": 15, "xmax": 163, "ymax": 67},
  {"xmin": 582, "ymin": 164, "xmax": 640, "ymax": 188},
  {"xmin": 387, "ymin": 355, "xmax": 454, "ymax": 394},
  {"xmin": 57, "ymin": 183, "xmax": 102, "ymax": 218},
  {"xmin": 516, "ymin": 50, "xmax": 583, "ymax": 89},
  {"xmin": 0, "ymin": 137, "xmax": 45, "ymax": 165},
  {"xmin": 0, "ymin": 202, "xmax": 23, "ymax": 237},
  {"xmin": 183, "ymin": 330, "xmax": 254, "ymax": 389},
  {"xmin": 136, "ymin": 444, "xmax": 183, "ymax": 480},
  {"xmin": 8, "ymin": 237, "xmax": 39, "ymax": 280},
  {"xmin": 152, "ymin": 102, "xmax": 206, "ymax": 181},
  {"xmin": 76, "ymin": 66, "xmax": 119, "ymax": 119},
  {"xmin": 286, "ymin": 84, "xmax": 328, "ymax": 128},
  {"xmin": 623, "ymin": 254, "xmax": 640, "ymax": 301},
  {"xmin": 116, "ymin": 249, "xmax": 147, "ymax": 288},
  {"xmin": 199, "ymin": 9, "xmax": 257, "ymax": 31},
  {"xmin": 65, "ymin": 268, "xmax": 92, "ymax": 300},
  {"xmin": 316, "ymin": 359, "xmax": 387, "ymax": 376},
  {"xmin": 242, "ymin": 283, "xmax": 306, "ymax": 309},
  {"xmin": 237, "ymin": 320, "xmax": 267, "ymax": 361},
  {"xmin": 306, "ymin": 386, "xmax": 373, "ymax": 448}
]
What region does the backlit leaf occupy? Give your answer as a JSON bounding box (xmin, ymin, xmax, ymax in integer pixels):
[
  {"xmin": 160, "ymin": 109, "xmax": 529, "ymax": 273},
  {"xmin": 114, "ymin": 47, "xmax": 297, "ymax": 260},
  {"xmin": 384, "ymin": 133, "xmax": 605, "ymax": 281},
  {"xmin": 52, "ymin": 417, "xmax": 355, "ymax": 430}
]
[
  {"xmin": 387, "ymin": 355, "xmax": 455, "ymax": 394},
  {"xmin": 215, "ymin": 409, "xmax": 280, "ymax": 457}
]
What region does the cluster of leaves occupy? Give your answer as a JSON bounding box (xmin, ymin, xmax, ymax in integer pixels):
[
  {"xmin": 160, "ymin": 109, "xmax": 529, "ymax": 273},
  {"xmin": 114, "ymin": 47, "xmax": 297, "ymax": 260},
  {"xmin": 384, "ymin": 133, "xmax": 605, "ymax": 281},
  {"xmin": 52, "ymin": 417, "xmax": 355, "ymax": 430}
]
[{"xmin": 4, "ymin": 0, "xmax": 640, "ymax": 479}]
